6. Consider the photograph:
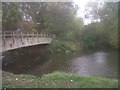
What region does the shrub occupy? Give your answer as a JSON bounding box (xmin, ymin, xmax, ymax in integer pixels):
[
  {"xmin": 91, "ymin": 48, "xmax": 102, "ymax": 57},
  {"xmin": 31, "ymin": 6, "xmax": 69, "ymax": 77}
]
[{"xmin": 48, "ymin": 40, "xmax": 78, "ymax": 54}]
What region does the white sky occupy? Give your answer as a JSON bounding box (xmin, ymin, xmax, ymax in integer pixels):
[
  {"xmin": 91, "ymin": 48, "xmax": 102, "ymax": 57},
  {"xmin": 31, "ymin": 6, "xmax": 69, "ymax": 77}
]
[
  {"xmin": 74, "ymin": 0, "xmax": 92, "ymax": 25},
  {"xmin": 74, "ymin": 0, "xmax": 103, "ymax": 25}
]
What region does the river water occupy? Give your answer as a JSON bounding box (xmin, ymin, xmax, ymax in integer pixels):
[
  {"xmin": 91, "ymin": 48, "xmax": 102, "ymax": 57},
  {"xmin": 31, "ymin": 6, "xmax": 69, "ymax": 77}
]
[{"xmin": 2, "ymin": 45, "xmax": 118, "ymax": 79}]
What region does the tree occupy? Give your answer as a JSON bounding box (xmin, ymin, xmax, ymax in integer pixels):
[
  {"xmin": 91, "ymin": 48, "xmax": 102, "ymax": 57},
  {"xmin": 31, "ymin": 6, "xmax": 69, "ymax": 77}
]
[
  {"xmin": 20, "ymin": 2, "xmax": 83, "ymax": 37},
  {"xmin": 84, "ymin": 2, "xmax": 118, "ymax": 48},
  {"xmin": 2, "ymin": 2, "xmax": 22, "ymax": 31}
]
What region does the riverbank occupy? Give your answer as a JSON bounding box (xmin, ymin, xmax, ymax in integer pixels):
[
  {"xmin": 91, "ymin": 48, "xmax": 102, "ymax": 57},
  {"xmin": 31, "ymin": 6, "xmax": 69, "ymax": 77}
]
[{"xmin": 3, "ymin": 71, "xmax": 118, "ymax": 88}]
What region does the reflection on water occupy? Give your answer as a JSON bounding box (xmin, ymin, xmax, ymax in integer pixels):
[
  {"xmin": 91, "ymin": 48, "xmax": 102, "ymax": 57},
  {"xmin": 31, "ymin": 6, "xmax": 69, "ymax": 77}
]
[
  {"xmin": 2, "ymin": 46, "xmax": 118, "ymax": 78},
  {"xmin": 94, "ymin": 52, "xmax": 107, "ymax": 63},
  {"xmin": 70, "ymin": 51, "xmax": 118, "ymax": 78}
]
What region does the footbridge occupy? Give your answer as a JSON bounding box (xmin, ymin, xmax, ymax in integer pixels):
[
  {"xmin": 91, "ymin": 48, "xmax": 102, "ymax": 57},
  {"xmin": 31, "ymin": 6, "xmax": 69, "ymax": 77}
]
[{"xmin": 0, "ymin": 31, "xmax": 54, "ymax": 52}]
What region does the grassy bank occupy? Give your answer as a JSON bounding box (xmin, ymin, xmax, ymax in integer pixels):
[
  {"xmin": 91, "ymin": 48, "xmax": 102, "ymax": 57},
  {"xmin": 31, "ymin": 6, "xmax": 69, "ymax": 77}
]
[{"xmin": 3, "ymin": 71, "xmax": 118, "ymax": 88}]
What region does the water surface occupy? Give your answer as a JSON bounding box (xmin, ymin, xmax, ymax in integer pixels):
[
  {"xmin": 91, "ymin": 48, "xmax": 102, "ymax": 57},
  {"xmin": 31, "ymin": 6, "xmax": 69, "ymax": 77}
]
[{"xmin": 2, "ymin": 46, "xmax": 118, "ymax": 78}]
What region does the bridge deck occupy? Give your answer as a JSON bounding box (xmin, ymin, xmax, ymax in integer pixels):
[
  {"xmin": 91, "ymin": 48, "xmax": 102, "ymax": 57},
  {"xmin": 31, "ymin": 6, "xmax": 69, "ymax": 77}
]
[{"xmin": 0, "ymin": 31, "xmax": 53, "ymax": 52}]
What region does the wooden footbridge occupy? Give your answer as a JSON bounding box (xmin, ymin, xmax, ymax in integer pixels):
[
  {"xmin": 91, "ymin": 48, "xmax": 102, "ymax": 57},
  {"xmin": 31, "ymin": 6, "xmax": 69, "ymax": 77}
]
[{"xmin": 0, "ymin": 31, "xmax": 54, "ymax": 52}]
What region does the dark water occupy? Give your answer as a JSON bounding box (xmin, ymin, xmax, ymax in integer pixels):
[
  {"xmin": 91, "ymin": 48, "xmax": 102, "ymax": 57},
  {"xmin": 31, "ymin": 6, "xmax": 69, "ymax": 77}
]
[{"xmin": 2, "ymin": 45, "xmax": 118, "ymax": 78}]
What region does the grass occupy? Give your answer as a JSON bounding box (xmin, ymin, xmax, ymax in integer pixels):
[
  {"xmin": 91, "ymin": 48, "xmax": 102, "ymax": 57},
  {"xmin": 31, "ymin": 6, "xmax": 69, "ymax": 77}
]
[{"xmin": 3, "ymin": 71, "xmax": 118, "ymax": 88}]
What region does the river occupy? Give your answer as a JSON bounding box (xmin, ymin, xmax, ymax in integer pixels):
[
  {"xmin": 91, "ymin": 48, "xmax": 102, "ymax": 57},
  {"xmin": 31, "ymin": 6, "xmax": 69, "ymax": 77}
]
[{"xmin": 2, "ymin": 45, "xmax": 118, "ymax": 79}]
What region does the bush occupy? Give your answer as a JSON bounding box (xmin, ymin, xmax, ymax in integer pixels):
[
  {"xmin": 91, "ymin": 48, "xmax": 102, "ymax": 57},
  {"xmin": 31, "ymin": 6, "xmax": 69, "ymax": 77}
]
[
  {"xmin": 47, "ymin": 40, "xmax": 78, "ymax": 54},
  {"xmin": 80, "ymin": 30, "xmax": 97, "ymax": 49}
]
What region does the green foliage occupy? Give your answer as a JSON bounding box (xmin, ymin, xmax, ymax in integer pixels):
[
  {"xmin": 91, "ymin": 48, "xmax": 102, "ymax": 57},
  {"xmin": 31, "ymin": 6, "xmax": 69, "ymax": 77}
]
[
  {"xmin": 81, "ymin": 29, "xmax": 97, "ymax": 48},
  {"xmin": 3, "ymin": 71, "xmax": 118, "ymax": 88},
  {"xmin": 83, "ymin": 2, "xmax": 118, "ymax": 49},
  {"xmin": 23, "ymin": 2, "xmax": 83, "ymax": 35},
  {"xmin": 2, "ymin": 2, "xmax": 22, "ymax": 30},
  {"xmin": 2, "ymin": 2, "xmax": 118, "ymax": 51},
  {"xmin": 80, "ymin": 23, "xmax": 107, "ymax": 49},
  {"xmin": 19, "ymin": 21, "xmax": 38, "ymax": 32},
  {"xmin": 101, "ymin": 2, "xmax": 118, "ymax": 48},
  {"xmin": 48, "ymin": 40, "xmax": 77, "ymax": 54}
]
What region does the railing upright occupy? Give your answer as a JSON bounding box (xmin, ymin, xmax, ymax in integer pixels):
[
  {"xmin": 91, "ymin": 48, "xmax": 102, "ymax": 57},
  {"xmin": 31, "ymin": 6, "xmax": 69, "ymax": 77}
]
[
  {"xmin": 13, "ymin": 32, "xmax": 15, "ymax": 44},
  {"xmin": 20, "ymin": 32, "xmax": 22, "ymax": 43}
]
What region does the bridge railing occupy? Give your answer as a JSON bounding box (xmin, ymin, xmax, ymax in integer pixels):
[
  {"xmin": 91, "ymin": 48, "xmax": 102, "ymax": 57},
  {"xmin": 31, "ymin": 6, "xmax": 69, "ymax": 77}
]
[
  {"xmin": 0, "ymin": 31, "xmax": 55, "ymax": 52},
  {"xmin": 0, "ymin": 31, "xmax": 54, "ymax": 38}
]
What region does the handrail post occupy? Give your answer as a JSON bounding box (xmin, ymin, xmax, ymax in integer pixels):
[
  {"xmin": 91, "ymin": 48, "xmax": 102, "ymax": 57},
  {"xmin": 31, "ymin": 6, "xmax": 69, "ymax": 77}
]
[
  {"xmin": 13, "ymin": 32, "xmax": 15, "ymax": 44},
  {"xmin": 3, "ymin": 32, "xmax": 6, "ymax": 49},
  {"xmin": 37, "ymin": 32, "xmax": 39, "ymax": 42},
  {"xmin": 20, "ymin": 32, "xmax": 22, "ymax": 43},
  {"xmin": 32, "ymin": 32, "xmax": 34, "ymax": 44},
  {"xmin": 27, "ymin": 32, "xmax": 29, "ymax": 42},
  {"xmin": 40, "ymin": 33, "xmax": 42, "ymax": 42}
]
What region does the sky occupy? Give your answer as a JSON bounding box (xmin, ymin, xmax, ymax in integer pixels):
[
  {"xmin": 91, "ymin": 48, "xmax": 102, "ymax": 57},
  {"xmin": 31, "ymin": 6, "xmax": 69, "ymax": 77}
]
[
  {"xmin": 74, "ymin": 0, "xmax": 92, "ymax": 25},
  {"xmin": 74, "ymin": 0, "xmax": 103, "ymax": 25}
]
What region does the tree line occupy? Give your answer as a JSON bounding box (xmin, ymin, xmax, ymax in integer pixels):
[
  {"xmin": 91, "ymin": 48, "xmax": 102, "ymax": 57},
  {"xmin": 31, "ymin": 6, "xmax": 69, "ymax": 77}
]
[{"xmin": 2, "ymin": 2, "xmax": 118, "ymax": 53}]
